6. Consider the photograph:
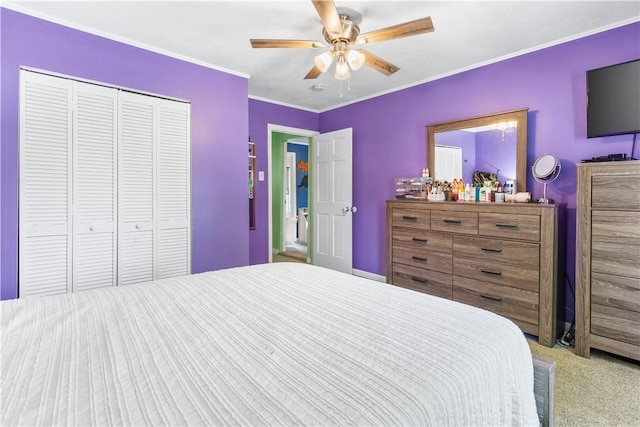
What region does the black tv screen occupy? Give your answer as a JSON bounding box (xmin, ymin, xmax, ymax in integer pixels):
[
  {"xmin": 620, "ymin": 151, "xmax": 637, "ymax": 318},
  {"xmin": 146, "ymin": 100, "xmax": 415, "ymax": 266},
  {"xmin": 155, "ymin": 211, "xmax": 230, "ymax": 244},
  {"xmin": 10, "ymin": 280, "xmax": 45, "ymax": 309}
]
[{"xmin": 587, "ymin": 59, "xmax": 640, "ymax": 138}]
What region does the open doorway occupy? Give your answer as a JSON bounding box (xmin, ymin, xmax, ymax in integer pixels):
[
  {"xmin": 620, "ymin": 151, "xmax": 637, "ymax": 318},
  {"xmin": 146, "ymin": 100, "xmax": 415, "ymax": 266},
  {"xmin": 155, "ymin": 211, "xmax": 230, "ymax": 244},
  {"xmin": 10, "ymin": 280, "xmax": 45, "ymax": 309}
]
[
  {"xmin": 267, "ymin": 125, "xmax": 315, "ymax": 264},
  {"xmin": 280, "ymin": 139, "xmax": 308, "ymax": 262}
]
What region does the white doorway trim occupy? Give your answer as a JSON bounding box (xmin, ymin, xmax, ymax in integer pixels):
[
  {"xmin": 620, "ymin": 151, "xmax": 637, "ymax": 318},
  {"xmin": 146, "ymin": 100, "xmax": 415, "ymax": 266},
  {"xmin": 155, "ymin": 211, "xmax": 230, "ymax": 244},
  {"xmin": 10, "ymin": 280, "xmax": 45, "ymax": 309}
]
[{"xmin": 267, "ymin": 124, "xmax": 317, "ymax": 263}]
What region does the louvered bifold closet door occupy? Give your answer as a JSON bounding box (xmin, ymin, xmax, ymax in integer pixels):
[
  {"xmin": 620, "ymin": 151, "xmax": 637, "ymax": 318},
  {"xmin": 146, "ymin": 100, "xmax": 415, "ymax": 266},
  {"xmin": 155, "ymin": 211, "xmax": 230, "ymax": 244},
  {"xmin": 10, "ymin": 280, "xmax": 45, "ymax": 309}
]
[
  {"xmin": 118, "ymin": 91, "xmax": 155, "ymax": 285},
  {"xmin": 19, "ymin": 71, "xmax": 72, "ymax": 297},
  {"xmin": 72, "ymin": 82, "xmax": 117, "ymax": 291},
  {"xmin": 157, "ymin": 99, "xmax": 191, "ymax": 279}
]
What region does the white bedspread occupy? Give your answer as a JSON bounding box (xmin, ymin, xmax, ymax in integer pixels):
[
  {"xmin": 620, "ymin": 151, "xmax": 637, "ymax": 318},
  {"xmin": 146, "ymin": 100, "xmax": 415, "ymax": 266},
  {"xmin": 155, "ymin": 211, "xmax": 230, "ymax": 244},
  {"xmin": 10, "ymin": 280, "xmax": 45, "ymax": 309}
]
[{"xmin": 1, "ymin": 263, "xmax": 538, "ymax": 426}]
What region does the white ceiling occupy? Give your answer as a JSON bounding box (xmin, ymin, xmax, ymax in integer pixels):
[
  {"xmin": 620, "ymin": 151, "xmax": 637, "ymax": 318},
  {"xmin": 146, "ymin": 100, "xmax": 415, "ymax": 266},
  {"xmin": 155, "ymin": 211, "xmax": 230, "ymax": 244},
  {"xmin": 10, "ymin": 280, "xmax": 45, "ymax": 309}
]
[{"xmin": 5, "ymin": 1, "xmax": 639, "ymax": 112}]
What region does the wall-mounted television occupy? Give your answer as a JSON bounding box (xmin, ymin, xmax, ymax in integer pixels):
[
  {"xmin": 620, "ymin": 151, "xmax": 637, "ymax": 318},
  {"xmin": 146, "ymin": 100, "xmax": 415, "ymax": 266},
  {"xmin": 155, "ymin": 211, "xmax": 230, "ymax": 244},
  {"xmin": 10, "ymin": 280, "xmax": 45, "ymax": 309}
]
[{"xmin": 587, "ymin": 59, "xmax": 640, "ymax": 138}]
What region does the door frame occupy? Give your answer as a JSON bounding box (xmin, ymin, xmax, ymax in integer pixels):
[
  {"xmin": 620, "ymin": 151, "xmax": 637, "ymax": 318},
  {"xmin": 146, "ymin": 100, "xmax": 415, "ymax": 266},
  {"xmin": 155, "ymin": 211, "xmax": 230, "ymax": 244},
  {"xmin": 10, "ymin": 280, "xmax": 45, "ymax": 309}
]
[{"xmin": 267, "ymin": 124, "xmax": 317, "ymax": 263}]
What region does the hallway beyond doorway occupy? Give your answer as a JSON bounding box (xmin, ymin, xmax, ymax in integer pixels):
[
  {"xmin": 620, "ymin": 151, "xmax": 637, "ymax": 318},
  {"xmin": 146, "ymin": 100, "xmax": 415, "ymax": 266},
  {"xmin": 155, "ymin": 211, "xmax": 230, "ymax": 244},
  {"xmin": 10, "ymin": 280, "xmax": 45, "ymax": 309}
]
[{"xmin": 274, "ymin": 241, "xmax": 307, "ymax": 263}]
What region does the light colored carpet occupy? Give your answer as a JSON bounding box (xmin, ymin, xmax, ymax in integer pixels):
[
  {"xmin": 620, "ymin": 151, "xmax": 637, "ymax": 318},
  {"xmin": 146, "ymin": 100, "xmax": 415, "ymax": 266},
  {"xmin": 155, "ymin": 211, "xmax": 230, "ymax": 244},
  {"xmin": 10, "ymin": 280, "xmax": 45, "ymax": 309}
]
[{"xmin": 528, "ymin": 339, "xmax": 640, "ymax": 426}]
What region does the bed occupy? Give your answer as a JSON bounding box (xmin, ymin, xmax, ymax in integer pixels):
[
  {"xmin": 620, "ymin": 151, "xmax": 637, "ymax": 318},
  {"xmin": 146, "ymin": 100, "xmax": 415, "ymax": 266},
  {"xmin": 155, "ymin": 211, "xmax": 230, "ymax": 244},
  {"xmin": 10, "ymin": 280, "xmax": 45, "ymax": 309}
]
[{"xmin": 1, "ymin": 263, "xmax": 540, "ymax": 426}]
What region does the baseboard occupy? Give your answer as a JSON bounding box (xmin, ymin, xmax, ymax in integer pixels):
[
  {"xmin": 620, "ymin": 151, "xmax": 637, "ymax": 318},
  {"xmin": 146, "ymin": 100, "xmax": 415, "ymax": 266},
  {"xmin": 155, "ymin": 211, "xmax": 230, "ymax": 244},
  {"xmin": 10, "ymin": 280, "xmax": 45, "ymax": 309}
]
[{"xmin": 352, "ymin": 269, "xmax": 386, "ymax": 282}]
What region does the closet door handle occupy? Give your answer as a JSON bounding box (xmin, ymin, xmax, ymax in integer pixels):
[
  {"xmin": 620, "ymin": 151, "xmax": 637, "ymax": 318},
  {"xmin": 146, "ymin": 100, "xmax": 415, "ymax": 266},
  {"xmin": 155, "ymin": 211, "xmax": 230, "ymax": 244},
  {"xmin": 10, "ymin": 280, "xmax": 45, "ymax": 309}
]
[
  {"xmin": 135, "ymin": 224, "xmax": 142, "ymax": 230},
  {"xmin": 481, "ymin": 294, "xmax": 502, "ymax": 302},
  {"xmin": 89, "ymin": 225, "xmax": 95, "ymax": 231}
]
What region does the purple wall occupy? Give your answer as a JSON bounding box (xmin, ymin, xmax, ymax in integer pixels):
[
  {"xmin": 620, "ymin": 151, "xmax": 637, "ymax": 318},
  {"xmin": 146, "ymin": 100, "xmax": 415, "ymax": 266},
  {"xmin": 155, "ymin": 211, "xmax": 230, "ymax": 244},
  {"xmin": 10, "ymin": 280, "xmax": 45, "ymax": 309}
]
[
  {"xmin": 248, "ymin": 99, "xmax": 318, "ymax": 265},
  {"xmin": 1, "ymin": 9, "xmax": 250, "ymax": 299},
  {"xmin": 319, "ymin": 22, "xmax": 640, "ymax": 323}
]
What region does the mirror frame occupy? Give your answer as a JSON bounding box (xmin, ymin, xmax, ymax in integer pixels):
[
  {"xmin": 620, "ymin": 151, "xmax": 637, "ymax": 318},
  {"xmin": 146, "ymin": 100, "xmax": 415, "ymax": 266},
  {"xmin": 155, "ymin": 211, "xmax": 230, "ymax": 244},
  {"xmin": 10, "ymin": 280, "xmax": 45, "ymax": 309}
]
[{"xmin": 426, "ymin": 108, "xmax": 529, "ymax": 192}]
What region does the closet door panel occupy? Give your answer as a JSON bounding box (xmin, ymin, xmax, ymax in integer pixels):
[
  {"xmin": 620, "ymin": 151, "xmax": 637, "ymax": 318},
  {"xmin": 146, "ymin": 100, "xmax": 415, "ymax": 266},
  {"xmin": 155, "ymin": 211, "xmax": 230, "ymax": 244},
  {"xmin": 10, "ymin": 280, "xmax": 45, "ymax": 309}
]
[
  {"xmin": 19, "ymin": 71, "xmax": 72, "ymax": 297},
  {"xmin": 118, "ymin": 92, "xmax": 155, "ymax": 285},
  {"xmin": 157, "ymin": 99, "xmax": 191, "ymax": 279},
  {"xmin": 73, "ymin": 82, "xmax": 118, "ymax": 291}
]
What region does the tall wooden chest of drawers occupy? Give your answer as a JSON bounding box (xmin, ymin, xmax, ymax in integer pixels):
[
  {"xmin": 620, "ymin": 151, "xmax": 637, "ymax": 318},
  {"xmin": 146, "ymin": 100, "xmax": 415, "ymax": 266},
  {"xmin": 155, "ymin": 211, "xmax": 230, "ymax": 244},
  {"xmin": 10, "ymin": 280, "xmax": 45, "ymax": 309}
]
[
  {"xmin": 575, "ymin": 161, "xmax": 640, "ymax": 360},
  {"xmin": 386, "ymin": 200, "xmax": 563, "ymax": 347}
]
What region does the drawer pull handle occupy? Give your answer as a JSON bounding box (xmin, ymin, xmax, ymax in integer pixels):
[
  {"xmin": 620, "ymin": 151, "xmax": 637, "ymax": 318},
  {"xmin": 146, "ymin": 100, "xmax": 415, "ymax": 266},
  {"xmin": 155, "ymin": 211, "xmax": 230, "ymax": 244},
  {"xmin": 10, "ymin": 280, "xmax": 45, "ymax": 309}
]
[
  {"xmin": 481, "ymin": 294, "xmax": 502, "ymax": 302},
  {"xmin": 443, "ymin": 219, "xmax": 462, "ymax": 224},
  {"xmin": 412, "ymin": 237, "xmax": 428, "ymax": 243},
  {"xmin": 402, "ymin": 215, "xmax": 418, "ymax": 221},
  {"xmin": 412, "ymin": 256, "xmax": 427, "ymax": 262},
  {"xmin": 411, "ymin": 276, "xmax": 428, "ymax": 284},
  {"xmin": 481, "ymin": 269, "xmax": 502, "ymax": 276},
  {"xmin": 481, "ymin": 247, "xmax": 502, "ymax": 253},
  {"xmin": 495, "ymin": 223, "xmax": 518, "ymax": 229}
]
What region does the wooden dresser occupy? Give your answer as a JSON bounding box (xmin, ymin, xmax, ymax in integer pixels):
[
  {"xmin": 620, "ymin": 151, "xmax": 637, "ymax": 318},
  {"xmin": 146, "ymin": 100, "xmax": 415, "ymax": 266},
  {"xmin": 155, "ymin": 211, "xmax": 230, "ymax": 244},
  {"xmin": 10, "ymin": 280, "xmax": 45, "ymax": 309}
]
[
  {"xmin": 386, "ymin": 200, "xmax": 563, "ymax": 347},
  {"xmin": 575, "ymin": 161, "xmax": 640, "ymax": 360}
]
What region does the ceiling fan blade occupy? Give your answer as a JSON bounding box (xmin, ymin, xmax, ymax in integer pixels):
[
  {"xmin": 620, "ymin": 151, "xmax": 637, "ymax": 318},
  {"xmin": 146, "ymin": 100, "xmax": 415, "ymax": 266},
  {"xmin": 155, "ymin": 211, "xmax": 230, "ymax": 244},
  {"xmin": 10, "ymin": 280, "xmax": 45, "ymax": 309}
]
[
  {"xmin": 251, "ymin": 39, "xmax": 324, "ymax": 49},
  {"xmin": 311, "ymin": 0, "xmax": 344, "ymax": 39},
  {"xmin": 359, "ymin": 49, "xmax": 399, "ymax": 76},
  {"xmin": 304, "ymin": 66, "xmax": 323, "ymax": 80},
  {"xmin": 357, "ymin": 17, "xmax": 434, "ymax": 45}
]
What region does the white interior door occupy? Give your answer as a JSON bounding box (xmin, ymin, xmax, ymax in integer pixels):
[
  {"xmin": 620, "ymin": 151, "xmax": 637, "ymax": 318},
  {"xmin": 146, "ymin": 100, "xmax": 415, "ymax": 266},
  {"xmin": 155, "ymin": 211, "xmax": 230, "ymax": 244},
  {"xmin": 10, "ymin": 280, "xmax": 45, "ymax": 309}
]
[
  {"xmin": 118, "ymin": 91, "xmax": 155, "ymax": 285},
  {"xmin": 19, "ymin": 71, "xmax": 73, "ymax": 297},
  {"xmin": 72, "ymin": 81, "xmax": 118, "ymax": 292},
  {"xmin": 156, "ymin": 98, "xmax": 191, "ymax": 279},
  {"xmin": 311, "ymin": 128, "xmax": 353, "ymax": 274}
]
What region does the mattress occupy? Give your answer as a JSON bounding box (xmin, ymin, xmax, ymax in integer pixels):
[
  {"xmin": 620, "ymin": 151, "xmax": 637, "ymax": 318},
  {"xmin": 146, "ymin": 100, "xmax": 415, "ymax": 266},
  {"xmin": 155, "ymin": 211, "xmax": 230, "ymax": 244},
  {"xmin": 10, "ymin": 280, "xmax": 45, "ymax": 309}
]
[{"xmin": 1, "ymin": 263, "xmax": 539, "ymax": 426}]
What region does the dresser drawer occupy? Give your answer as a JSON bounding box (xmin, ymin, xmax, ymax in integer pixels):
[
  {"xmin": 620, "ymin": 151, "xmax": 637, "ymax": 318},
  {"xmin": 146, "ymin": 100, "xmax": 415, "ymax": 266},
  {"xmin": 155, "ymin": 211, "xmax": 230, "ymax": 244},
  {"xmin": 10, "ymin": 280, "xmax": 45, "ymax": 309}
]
[
  {"xmin": 453, "ymin": 276, "xmax": 539, "ymax": 327},
  {"xmin": 592, "ymin": 175, "xmax": 640, "ymax": 210},
  {"xmin": 453, "ymin": 236, "xmax": 539, "ymax": 269},
  {"xmin": 392, "ymin": 244, "xmax": 453, "ymax": 274},
  {"xmin": 431, "ymin": 210, "xmax": 478, "ymax": 235},
  {"xmin": 454, "ymin": 258, "xmax": 539, "ymax": 292},
  {"xmin": 591, "ymin": 304, "xmax": 640, "ymax": 346},
  {"xmin": 591, "ymin": 241, "xmax": 640, "ymax": 279},
  {"xmin": 392, "ymin": 208, "xmax": 430, "ymax": 230},
  {"xmin": 592, "ymin": 211, "xmax": 640, "ymax": 245},
  {"xmin": 592, "ymin": 273, "xmax": 640, "ymax": 313},
  {"xmin": 391, "ymin": 263, "xmax": 452, "ymax": 299},
  {"xmin": 392, "ymin": 229, "xmax": 452, "ymax": 254},
  {"xmin": 479, "ymin": 213, "xmax": 540, "ymax": 242}
]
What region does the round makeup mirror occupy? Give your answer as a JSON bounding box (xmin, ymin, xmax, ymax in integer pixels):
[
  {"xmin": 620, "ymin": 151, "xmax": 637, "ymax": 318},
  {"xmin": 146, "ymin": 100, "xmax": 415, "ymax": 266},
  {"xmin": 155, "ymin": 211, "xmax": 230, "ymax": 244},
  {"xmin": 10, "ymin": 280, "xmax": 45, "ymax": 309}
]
[{"xmin": 532, "ymin": 153, "xmax": 561, "ymax": 204}]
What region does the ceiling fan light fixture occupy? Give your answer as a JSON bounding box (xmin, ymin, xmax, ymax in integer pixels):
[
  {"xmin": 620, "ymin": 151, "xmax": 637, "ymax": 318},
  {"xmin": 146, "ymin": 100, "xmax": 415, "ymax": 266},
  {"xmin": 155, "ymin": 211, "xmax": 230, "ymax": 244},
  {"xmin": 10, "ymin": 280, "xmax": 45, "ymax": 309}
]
[
  {"xmin": 346, "ymin": 49, "xmax": 365, "ymax": 70},
  {"xmin": 335, "ymin": 55, "xmax": 351, "ymax": 80},
  {"xmin": 314, "ymin": 51, "xmax": 335, "ymax": 73}
]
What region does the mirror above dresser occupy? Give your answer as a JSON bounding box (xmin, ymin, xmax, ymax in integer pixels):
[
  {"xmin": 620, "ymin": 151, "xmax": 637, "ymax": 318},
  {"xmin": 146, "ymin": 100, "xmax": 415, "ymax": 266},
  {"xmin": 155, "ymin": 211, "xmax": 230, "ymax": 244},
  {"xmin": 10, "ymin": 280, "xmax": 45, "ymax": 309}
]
[{"xmin": 426, "ymin": 108, "xmax": 529, "ymax": 192}]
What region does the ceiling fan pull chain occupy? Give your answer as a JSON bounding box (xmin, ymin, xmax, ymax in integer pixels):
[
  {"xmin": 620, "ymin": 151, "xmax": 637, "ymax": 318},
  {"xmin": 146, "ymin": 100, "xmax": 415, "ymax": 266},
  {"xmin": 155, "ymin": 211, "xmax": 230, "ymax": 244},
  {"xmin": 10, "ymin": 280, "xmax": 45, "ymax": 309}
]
[{"xmin": 339, "ymin": 79, "xmax": 343, "ymax": 98}]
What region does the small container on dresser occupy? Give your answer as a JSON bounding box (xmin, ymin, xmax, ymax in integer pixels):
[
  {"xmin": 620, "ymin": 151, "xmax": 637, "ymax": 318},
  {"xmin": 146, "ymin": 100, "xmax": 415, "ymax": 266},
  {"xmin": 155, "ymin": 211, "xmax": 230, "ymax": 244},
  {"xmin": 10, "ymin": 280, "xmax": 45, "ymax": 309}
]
[
  {"xmin": 575, "ymin": 160, "xmax": 640, "ymax": 361},
  {"xmin": 386, "ymin": 200, "xmax": 565, "ymax": 347}
]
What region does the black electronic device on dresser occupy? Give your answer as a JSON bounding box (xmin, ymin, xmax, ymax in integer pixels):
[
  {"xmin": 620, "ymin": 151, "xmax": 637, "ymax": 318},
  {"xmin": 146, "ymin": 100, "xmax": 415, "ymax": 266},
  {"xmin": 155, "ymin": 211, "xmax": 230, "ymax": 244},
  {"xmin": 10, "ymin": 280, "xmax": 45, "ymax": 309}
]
[{"xmin": 581, "ymin": 153, "xmax": 630, "ymax": 163}]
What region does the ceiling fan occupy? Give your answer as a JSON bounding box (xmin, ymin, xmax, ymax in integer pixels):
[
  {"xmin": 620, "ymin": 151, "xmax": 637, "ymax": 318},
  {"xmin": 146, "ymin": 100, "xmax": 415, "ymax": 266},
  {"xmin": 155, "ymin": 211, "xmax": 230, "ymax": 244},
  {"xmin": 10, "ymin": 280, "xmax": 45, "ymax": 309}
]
[{"xmin": 250, "ymin": 0, "xmax": 434, "ymax": 80}]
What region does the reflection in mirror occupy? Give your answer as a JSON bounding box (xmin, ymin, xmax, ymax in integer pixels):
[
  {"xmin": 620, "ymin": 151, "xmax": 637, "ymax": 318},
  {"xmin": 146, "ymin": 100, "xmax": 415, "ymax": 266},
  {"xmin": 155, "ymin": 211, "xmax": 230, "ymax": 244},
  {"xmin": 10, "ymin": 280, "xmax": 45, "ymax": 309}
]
[
  {"xmin": 434, "ymin": 121, "xmax": 517, "ymax": 183},
  {"xmin": 427, "ymin": 109, "xmax": 528, "ymax": 192}
]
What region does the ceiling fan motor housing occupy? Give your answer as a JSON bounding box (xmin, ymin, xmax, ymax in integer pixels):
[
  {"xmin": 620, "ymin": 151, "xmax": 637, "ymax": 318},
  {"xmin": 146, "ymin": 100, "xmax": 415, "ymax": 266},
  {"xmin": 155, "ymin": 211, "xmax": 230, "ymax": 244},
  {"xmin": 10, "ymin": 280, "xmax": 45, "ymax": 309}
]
[{"xmin": 323, "ymin": 15, "xmax": 360, "ymax": 44}]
